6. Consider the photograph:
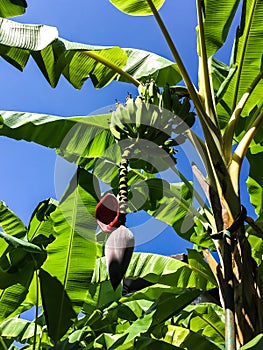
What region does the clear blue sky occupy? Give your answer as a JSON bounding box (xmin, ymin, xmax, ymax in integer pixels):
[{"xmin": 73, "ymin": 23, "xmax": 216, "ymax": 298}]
[{"xmin": 0, "ymin": 0, "xmax": 249, "ymax": 255}]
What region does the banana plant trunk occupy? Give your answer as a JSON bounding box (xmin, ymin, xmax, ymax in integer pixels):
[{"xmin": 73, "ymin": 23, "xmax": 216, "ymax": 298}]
[{"xmin": 215, "ymin": 205, "xmax": 263, "ymax": 348}]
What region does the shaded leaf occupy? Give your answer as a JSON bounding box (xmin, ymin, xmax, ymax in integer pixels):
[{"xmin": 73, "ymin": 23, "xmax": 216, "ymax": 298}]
[
  {"xmin": 134, "ymin": 337, "xmax": 183, "ymax": 349},
  {"xmin": 240, "ymin": 334, "xmax": 263, "ymax": 349},
  {"xmin": 0, "ymin": 230, "xmax": 43, "ymax": 253},
  {"xmin": 27, "ymin": 198, "xmax": 58, "ymax": 244},
  {"xmin": 39, "ymin": 269, "xmax": 77, "ymax": 343},
  {"xmin": 0, "ymin": 283, "xmax": 32, "ymax": 323}
]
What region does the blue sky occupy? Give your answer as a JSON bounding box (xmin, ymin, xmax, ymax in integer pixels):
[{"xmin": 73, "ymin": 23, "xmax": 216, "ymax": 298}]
[{"xmin": 0, "ymin": 1, "xmax": 249, "ymax": 255}]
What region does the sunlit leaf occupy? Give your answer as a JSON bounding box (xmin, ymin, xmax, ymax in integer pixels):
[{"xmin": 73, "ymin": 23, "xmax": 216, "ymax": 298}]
[
  {"xmin": 109, "ymin": 0, "xmax": 165, "ymax": 16},
  {"xmin": 240, "ymin": 334, "xmax": 263, "ymax": 349},
  {"xmin": 41, "ymin": 168, "xmax": 99, "ymax": 312},
  {"xmin": 0, "ymin": 18, "xmax": 181, "ymax": 89},
  {"xmin": 219, "ymin": 0, "xmax": 263, "ymax": 120},
  {"xmin": 0, "ymin": 201, "xmax": 27, "ymax": 255},
  {"xmin": 160, "ymin": 324, "xmax": 221, "ymax": 349},
  {"xmin": 92, "ymin": 252, "xmax": 217, "ymax": 291},
  {"xmin": 0, "ymin": 0, "xmax": 27, "ymax": 18},
  {"xmin": 173, "ymin": 303, "xmax": 225, "ymax": 345},
  {"xmin": 201, "ymin": 0, "xmax": 241, "ymax": 57}
]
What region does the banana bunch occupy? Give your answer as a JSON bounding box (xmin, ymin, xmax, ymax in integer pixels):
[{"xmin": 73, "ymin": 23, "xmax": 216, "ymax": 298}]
[
  {"xmin": 110, "ymin": 94, "xmax": 178, "ymax": 171},
  {"xmin": 161, "ymin": 84, "xmax": 195, "ymax": 132},
  {"xmin": 137, "ymin": 79, "xmax": 160, "ymax": 106}
]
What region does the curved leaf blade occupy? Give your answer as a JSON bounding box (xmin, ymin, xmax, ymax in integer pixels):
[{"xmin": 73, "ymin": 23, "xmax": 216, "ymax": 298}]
[
  {"xmin": 0, "ymin": 111, "xmax": 115, "ymax": 166},
  {"xmin": 173, "ymin": 303, "xmax": 225, "ymax": 345},
  {"xmin": 0, "ymin": 0, "xmax": 27, "ymax": 18},
  {"xmin": 92, "ymin": 252, "xmax": 217, "ymax": 291},
  {"xmin": 162, "ymin": 325, "xmax": 221, "ymax": 349},
  {"xmin": 109, "ymin": 0, "xmax": 165, "ymax": 16},
  {"xmin": 0, "ymin": 18, "xmax": 181, "ymax": 88}
]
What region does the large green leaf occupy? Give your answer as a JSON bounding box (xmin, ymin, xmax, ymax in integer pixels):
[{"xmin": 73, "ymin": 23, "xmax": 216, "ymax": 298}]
[
  {"xmin": 0, "ymin": 18, "xmax": 181, "ymax": 88},
  {"xmin": 92, "ymin": 252, "xmax": 217, "ymax": 291},
  {"xmin": 0, "ymin": 111, "xmax": 116, "ymax": 166},
  {"xmin": 219, "ymin": 0, "xmax": 263, "ymax": 119},
  {"xmin": 247, "ymin": 175, "xmax": 263, "ymax": 217},
  {"xmin": 173, "ymin": 303, "xmax": 225, "ymax": 345},
  {"xmin": 0, "ymin": 0, "xmax": 27, "ymax": 18},
  {"xmin": 129, "ymin": 177, "xmax": 213, "ymax": 247},
  {"xmin": 202, "ymin": 0, "xmax": 241, "ymax": 57},
  {"xmin": 0, "ymin": 201, "xmax": 27, "ymax": 255},
  {"xmin": 109, "ymin": 0, "xmax": 165, "ymax": 16},
  {"xmin": 0, "ymin": 283, "xmax": 32, "ymax": 323},
  {"xmin": 134, "ymin": 337, "xmax": 183, "ymax": 349},
  {"xmin": 39, "ymin": 269, "xmax": 77, "ymax": 343},
  {"xmin": 27, "ymin": 198, "xmax": 58, "ymax": 243},
  {"xmin": 41, "ymin": 168, "xmax": 99, "ymax": 310},
  {"xmin": 161, "ymin": 325, "xmax": 221, "ymax": 349}
]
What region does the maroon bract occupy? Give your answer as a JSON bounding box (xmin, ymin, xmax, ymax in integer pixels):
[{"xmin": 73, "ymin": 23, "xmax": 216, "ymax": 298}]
[
  {"xmin": 105, "ymin": 225, "xmax": 135, "ymax": 290},
  {"xmin": 95, "ymin": 193, "xmax": 120, "ymax": 232}
]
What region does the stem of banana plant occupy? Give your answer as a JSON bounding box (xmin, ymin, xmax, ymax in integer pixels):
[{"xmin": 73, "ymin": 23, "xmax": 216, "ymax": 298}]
[
  {"xmin": 119, "ymin": 146, "xmax": 133, "ymax": 217},
  {"xmin": 83, "ymin": 51, "xmax": 140, "ymax": 87},
  {"xmin": 229, "ymin": 108, "xmax": 263, "ymax": 195},
  {"xmin": 145, "ymin": 0, "xmax": 205, "ymax": 117},
  {"xmin": 145, "ymin": 0, "xmax": 230, "ymax": 205},
  {"xmin": 196, "ymin": 0, "xmax": 219, "ymax": 130},
  {"xmin": 223, "ymin": 231, "xmax": 236, "ymax": 350},
  {"xmin": 223, "ymin": 71, "xmax": 263, "ymax": 164},
  {"xmin": 0, "ymin": 337, "xmax": 8, "ymax": 350},
  {"xmin": 33, "ymin": 269, "xmax": 40, "ymax": 350}
]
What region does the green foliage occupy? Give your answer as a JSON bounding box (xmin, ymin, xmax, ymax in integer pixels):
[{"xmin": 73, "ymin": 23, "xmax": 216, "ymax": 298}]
[{"xmin": 1, "ymin": 0, "xmax": 263, "ymax": 348}]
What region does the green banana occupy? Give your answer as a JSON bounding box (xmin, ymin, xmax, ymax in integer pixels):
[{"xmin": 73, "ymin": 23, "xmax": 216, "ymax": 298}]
[{"xmin": 162, "ymin": 84, "xmax": 172, "ymax": 111}]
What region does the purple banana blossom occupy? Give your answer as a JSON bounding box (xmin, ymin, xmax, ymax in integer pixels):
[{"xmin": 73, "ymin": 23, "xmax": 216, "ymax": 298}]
[
  {"xmin": 105, "ymin": 225, "xmax": 135, "ymax": 290},
  {"xmin": 95, "ymin": 193, "xmax": 120, "ymax": 233}
]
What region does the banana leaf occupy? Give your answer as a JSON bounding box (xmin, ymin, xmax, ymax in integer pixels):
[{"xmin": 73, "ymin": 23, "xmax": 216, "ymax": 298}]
[{"xmin": 0, "ymin": 17, "xmax": 181, "ymax": 89}]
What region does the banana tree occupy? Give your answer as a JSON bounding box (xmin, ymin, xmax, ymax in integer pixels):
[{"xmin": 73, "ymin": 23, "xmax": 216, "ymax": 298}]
[{"xmin": 0, "ymin": 0, "xmax": 263, "ymax": 349}]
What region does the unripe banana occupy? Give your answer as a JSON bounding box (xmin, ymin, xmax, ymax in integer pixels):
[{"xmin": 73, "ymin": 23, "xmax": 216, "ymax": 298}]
[{"xmin": 162, "ymin": 84, "xmax": 172, "ymax": 111}]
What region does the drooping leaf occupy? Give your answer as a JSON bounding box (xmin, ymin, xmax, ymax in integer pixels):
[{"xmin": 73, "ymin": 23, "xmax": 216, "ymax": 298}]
[
  {"xmin": 0, "ymin": 0, "xmax": 27, "ymax": 18},
  {"xmin": 0, "ymin": 18, "xmax": 181, "ymax": 88},
  {"xmin": 0, "ymin": 111, "xmax": 116, "ymax": 168},
  {"xmin": 0, "ymin": 283, "xmax": 32, "ymax": 323},
  {"xmin": 109, "ymin": 0, "xmax": 165, "ymax": 16},
  {"xmin": 187, "ymin": 249, "xmax": 217, "ymax": 287},
  {"xmin": 0, "ymin": 230, "xmax": 43, "ymax": 253},
  {"xmin": 0, "ymin": 201, "xmax": 26, "ymax": 236},
  {"xmin": 92, "ymin": 252, "xmax": 217, "ymax": 291},
  {"xmin": 27, "ymin": 198, "xmax": 58, "ymax": 244},
  {"xmin": 39, "ymin": 269, "xmax": 77, "ymax": 343}
]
